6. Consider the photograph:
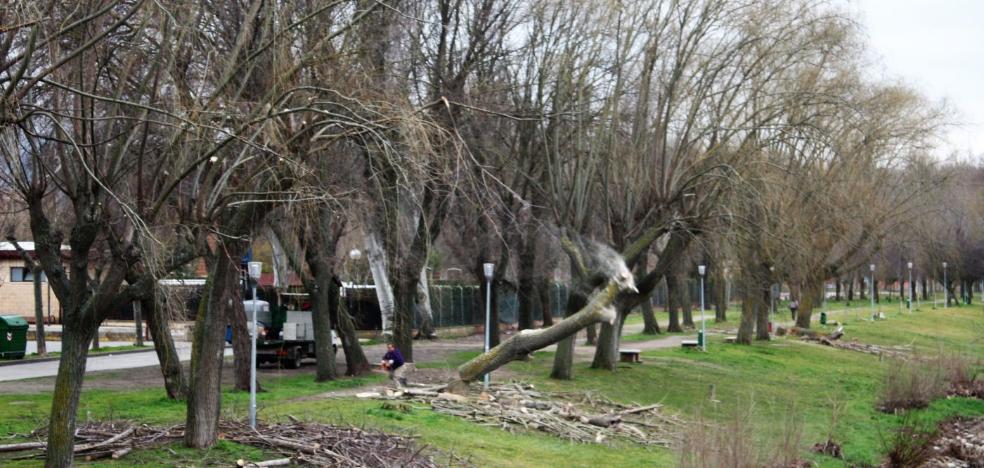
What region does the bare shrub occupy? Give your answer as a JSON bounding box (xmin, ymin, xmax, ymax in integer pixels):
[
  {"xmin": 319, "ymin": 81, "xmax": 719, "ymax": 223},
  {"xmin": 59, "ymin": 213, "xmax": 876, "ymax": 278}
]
[
  {"xmin": 678, "ymin": 401, "xmax": 806, "ymax": 468},
  {"xmin": 936, "ymin": 351, "xmax": 983, "ymax": 398},
  {"xmin": 879, "ymin": 412, "xmax": 936, "ymax": 467},
  {"xmin": 877, "ymin": 357, "xmax": 948, "ymax": 413}
]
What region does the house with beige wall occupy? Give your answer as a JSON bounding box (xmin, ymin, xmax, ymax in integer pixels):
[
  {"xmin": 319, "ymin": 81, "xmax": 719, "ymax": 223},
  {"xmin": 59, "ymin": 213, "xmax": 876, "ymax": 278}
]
[{"xmin": 0, "ymin": 242, "xmax": 64, "ymax": 324}]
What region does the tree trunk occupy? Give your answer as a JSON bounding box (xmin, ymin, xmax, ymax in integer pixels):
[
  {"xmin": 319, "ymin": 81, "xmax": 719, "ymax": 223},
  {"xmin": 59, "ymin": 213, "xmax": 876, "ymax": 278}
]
[
  {"xmin": 847, "ymin": 276, "xmax": 854, "ymax": 302},
  {"xmin": 464, "ymin": 281, "xmax": 623, "ymax": 383},
  {"xmin": 185, "ymin": 249, "xmax": 240, "ymax": 449},
  {"xmin": 144, "ymin": 292, "xmax": 188, "ymax": 400},
  {"xmin": 550, "ymin": 274, "xmax": 589, "ymax": 380},
  {"xmin": 415, "ymin": 266, "xmax": 437, "ymax": 338},
  {"xmin": 713, "ymin": 269, "xmax": 727, "ymax": 323},
  {"xmin": 873, "ymin": 277, "xmax": 880, "ymax": 304},
  {"xmin": 835, "ymin": 277, "xmax": 841, "ymax": 301},
  {"xmin": 585, "ymin": 323, "xmax": 597, "ymax": 345},
  {"xmin": 641, "ymin": 296, "xmax": 660, "ymax": 334},
  {"xmin": 391, "ymin": 274, "xmax": 416, "ymax": 362},
  {"xmin": 133, "ymin": 301, "xmax": 144, "ymax": 347},
  {"xmin": 756, "ymin": 287, "xmax": 770, "ymax": 341},
  {"xmin": 32, "ymin": 268, "xmax": 47, "ymax": 357},
  {"xmin": 538, "ymin": 279, "xmax": 554, "ymax": 327},
  {"xmin": 636, "ymin": 262, "xmax": 659, "ymax": 334},
  {"xmin": 44, "ymin": 322, "xmax": 97, "ymax": 468},
  {"xmin": 920, "ymin": 277, "xmax": 928, "ymax": 301},
  {"xmin": 736, "ymin": 294, "xmax": 756, "ymax": 345},
  {"xmin": 335, "ymin": 287, "xmax": 371, "ymax": 376},
  {"xmin": 517, "ymin": 246, "xmax": 536, "ymax": 331},
  {"xmin": 666, "ymin": 276, "xmax": 683, "ymax": 332},
  {"xmin": 591, "ymin": 304, "xmax": 631, "ymax": 371},
  {"xmin": 681, "ymin": 275, "xmax": 694, "ymax": 328},
  {"xmin": 309, "ymin": 270, "xmax": 338, "ymax": 382},
  {"xmin": 364, "ymin": 230, "xmax": 394, "ymax": 335},
  {"xmin": 230, "ymin": 283, "xmax": 251, "ymax": 392},
  {"xmin": 795, "ymin": 280, "xmax": 822, "ymax": 329}
]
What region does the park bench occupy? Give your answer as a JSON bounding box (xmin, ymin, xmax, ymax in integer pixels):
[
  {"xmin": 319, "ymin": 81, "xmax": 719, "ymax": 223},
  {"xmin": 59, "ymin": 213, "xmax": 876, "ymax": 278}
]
[
  {"xmin": 618, "ymin": 348, "xmax": 642, "ymax": 363},
  {"xmin": 681, "ymin": 339, "xmax": 699, "ymax": 348}
]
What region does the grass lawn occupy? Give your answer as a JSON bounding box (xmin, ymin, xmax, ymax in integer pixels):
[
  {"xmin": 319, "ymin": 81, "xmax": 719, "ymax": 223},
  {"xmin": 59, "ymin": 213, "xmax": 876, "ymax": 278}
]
[{"xmin": 1, "ymin": 305, "xmax": 982, "ymax": 466}]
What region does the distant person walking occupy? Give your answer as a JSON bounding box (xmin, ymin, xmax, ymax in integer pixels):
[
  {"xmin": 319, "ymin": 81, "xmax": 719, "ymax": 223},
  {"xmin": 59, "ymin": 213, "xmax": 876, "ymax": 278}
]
[
  {"xmin": 789, "ymin": 299, "xmax": 799, "ymax": 321},
  {"xmin": 380, "ymin": 343, "xmax": 407, "ymax": 387}
]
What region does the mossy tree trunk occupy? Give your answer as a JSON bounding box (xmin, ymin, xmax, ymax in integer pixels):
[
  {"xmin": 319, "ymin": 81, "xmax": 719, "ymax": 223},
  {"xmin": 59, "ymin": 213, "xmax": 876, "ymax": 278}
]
[{"xmin": 46, "ymin": 322, "xmax": 98, "ymax": 467}]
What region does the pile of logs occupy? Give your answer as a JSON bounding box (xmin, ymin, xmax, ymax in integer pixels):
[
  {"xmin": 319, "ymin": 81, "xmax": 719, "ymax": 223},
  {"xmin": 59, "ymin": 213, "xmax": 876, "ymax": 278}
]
[
  {"xmin": 0, "ymin": 421, "xmax": 180, "ymax": 462},
  {"xmin": 361, "ymin": 382, "xmax": 680, "ymax": 447},
  {"xmin": 1, "ymin": 420, "xmax": 441, "ymax": 467}
]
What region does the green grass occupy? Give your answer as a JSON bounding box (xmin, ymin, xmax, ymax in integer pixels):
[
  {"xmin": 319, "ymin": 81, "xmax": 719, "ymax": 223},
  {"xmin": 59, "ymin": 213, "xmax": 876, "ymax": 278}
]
[{"xmin": 2, "ymin": 305, "xmax": 983, "ymax": 466}]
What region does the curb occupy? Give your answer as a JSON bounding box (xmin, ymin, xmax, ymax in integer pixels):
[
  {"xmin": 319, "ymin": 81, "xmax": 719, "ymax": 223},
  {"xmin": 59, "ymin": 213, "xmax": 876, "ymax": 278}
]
[{"xmin": 0, "ymin": 347, "xmax": 155, "ymax": 367}]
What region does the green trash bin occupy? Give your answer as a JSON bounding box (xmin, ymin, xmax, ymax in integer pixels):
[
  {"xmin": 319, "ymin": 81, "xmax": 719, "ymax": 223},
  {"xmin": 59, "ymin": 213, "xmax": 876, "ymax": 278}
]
[
  {"xmin": 819, "ymin": 311, "xmax": 827, "ymax": 325},
  {"xmin": 0, "ymin": 315, "xmax": 29, "ymax": 359}
]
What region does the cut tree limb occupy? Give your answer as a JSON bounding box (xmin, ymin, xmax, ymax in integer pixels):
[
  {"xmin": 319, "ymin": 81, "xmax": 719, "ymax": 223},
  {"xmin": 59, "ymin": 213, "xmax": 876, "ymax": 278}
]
[
  {"xmin": 457, "ymin": 279, "xmax": 628, "ymax": 383},
  {"xmin": 0, "ymin": 441, "xmax": 45, "ymax": 452}
]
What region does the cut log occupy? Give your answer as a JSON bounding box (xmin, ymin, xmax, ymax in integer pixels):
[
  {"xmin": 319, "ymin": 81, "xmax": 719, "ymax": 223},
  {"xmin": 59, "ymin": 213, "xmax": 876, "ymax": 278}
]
[
  {"xmin": 586, "ymin": 414, "xmax": 622, "ymax": 427},
  {"xmin": 457, "ymin": 279, "xmax": 629, "ymax": 383},
  {"xmin": 111, "ymin": 447, "xmax": 132, "ymax": 459},
  {"xmin": 0, "ymin": 441, "xmax": 45, "ymax": 452},
  {"xmin": 239, "ymin": 457, "xmax": 293, "ymax": 467},
  {"xmin": 618, "ymin": 403, "xmax": 662, "ymax": 416}
]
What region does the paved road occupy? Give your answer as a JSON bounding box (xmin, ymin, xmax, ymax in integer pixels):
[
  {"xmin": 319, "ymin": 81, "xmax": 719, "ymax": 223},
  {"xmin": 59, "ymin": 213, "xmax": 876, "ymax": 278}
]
[{"xmin": 0, "ymin": 342, "xmax": 232, "ymax": 382}]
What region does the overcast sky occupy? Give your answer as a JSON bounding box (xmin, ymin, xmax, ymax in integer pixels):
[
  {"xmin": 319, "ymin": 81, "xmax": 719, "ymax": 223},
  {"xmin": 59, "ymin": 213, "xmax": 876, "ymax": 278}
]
[{"xmin": 847, "ymin": 0, "xmax": 984, "ymax": 159}]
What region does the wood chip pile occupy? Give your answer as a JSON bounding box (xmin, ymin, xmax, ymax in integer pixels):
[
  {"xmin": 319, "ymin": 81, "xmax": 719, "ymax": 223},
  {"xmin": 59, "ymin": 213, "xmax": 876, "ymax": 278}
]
[
  {"xmin": 1, "ymin": 420, "xmax": 442, "ymax": 467},
  {"xmin": 361, "ymin": 382, "xmax": 681, "ymax": 447}
]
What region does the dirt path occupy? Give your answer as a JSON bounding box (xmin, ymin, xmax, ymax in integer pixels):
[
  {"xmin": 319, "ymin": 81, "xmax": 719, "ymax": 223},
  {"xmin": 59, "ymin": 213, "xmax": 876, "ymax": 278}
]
[{"xmin": 0, "ymin": 326, "xmax": 690, "ymax": 395}]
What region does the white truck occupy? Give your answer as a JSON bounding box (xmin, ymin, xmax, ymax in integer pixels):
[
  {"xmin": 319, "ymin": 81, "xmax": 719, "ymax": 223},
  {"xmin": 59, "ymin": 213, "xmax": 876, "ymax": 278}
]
[{"xmin": 242, "ymin": 300, "xmax": 342, "ymax": 369}]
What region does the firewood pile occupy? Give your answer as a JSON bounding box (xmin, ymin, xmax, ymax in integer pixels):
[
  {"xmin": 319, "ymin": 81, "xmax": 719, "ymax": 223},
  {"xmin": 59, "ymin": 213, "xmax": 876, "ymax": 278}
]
[
  {"xmin": 1, "ymin": 419, "xmax": 444, "ymax": 467},
  {"xmin": 360, "ymin": 382, "xmax": 681, "ymax": 447}
]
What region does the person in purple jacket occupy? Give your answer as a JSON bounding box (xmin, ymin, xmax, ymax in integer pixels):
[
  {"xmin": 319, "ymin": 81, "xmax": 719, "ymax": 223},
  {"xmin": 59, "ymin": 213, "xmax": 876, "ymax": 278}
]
[{"xmin": 380, "ymin": 343, "xmax": 407, "ymax": 387}]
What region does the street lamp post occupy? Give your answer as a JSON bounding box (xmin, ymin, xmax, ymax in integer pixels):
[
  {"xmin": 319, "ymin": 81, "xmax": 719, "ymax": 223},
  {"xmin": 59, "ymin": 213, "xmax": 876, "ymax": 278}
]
[
  {"xmin": 943, "ymin": 262, "xmax": 948, "ymax": 308},
  {"xmin": 698, "ymin": 265, "xmax": 707, "ymax": 352},
  {"xmin": 483, "ymin": 263, "xmax": 494, "ymax": 390},
  {"xmin": 907, "ymin": 262, "xmax": 913, "ymax": 314},
  {"xmin": 247, "ymin": 261, "xmax": 262, "ymax": 429},
  {"xmin": 870, "ymin": 264, "xmax": 875, "ymax": 319}
]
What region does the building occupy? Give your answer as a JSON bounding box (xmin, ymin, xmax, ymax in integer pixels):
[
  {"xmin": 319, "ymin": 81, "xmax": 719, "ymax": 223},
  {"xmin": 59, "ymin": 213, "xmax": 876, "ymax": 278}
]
[{"xmin": 0, "ymin": 242, "xmax": 66, "ymax": 324}]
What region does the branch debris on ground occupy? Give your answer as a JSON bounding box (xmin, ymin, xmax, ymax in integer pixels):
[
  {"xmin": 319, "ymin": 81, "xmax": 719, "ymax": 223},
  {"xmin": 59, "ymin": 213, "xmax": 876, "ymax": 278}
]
[
  {"xmin": 358, "ymin": 381, "xmax": 681, "ymax": 447},
  {"xmin": 0, "ymin": 419, "xmax": 445, "ymax": 467}
]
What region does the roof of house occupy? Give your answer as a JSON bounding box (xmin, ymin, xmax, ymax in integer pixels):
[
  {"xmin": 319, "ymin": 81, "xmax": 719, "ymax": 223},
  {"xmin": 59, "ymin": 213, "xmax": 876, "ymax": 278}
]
[{"xmin": 0, "ymin": 242, "xmax": 71, "ymax": 260}]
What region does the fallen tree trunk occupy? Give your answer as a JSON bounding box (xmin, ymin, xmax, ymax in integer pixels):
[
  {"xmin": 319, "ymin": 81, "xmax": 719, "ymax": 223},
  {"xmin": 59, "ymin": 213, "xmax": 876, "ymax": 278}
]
[{"xmin": 458, "ymin": 280, "xmax": 628, "ymax": 383}]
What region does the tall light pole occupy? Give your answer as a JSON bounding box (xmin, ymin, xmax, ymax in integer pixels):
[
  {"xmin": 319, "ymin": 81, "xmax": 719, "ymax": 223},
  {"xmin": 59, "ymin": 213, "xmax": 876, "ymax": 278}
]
[
  {"xmin": 247, "ymin": 261, "xmax": 262, "ymax": 429},
  {"xmin": 943, "ymin": 262, "xmax": 948, "ymax": 308},
  {"xmin": 870, "ymin": 264, "xmax": 875, "ymax": 319},
  {"xmin": 698, "ymin": 265, "xmax": 707, "ymax": 352},
  {"xmin": 907, "ymin": 262, "xmax": 913, "ymax": 314},
  {"xmin": 482, "ymin": 263, "xmax": 494, "ymax": 390}
]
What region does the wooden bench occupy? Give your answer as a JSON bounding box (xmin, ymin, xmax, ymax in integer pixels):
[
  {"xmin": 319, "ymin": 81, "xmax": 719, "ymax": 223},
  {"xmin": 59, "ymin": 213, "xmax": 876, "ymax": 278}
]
[
  {"xmin": 681, "ymin": 339, "xmax": 700, "ymax": 348},
  {"xmin": 619, "ymin": 349, "xmax": 642, "ymax": 363}
]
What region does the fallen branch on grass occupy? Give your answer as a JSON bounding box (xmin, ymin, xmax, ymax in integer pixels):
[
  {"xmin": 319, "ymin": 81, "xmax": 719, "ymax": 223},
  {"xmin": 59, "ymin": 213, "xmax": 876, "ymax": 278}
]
[{"xmin": 363, "ymin": 381, "xmax": 680, "ymax": 447}]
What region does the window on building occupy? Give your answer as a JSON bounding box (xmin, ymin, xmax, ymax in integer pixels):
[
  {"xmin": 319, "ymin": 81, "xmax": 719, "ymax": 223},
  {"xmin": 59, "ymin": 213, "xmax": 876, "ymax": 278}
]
[{"xmin": 9, "ymin": 267, "xmax": 46, "ymax": 282}]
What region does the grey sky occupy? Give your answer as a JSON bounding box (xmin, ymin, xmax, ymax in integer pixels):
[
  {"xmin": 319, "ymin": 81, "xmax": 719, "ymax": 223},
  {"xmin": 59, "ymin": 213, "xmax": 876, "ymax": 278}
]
[{"xmin": 848, "ymin": 0, "xmax": 984, "ymax": 159}]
